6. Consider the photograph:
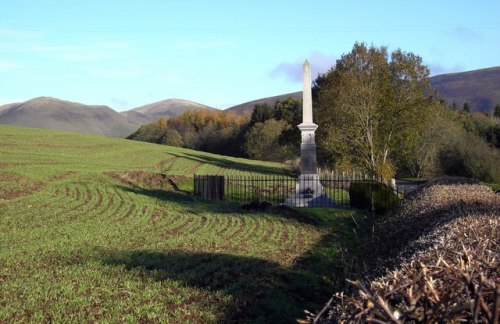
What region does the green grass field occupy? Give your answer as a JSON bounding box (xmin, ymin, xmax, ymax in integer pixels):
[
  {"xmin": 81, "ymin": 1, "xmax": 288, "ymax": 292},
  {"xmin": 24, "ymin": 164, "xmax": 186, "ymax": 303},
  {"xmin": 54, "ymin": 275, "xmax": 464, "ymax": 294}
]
[{"xmin": 0, "ymin": 125, "xmax": 367, "ymax": 323}]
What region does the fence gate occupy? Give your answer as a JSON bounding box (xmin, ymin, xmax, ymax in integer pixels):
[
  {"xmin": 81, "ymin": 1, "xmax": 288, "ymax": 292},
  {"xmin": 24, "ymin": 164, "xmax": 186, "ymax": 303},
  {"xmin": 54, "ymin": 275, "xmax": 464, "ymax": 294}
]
[{"xmin": 193, "ymin": 175, "xmax": 224, "ymax": 201}]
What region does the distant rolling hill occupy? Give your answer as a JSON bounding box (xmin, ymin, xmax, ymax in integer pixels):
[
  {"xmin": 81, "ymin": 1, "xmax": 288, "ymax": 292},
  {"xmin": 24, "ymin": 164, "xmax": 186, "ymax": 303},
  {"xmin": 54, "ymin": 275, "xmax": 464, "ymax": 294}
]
[
  {"xmin": 225, "ymin": 92, "xmax": 302, "ymax": 115},
  {"xmin": 2, "ymin": 66, "xmax": 497, "ymax": 139},
  {"xmin": 122, "ymin": 98, "xmax": 216, "ymax": 125},
  {"xmin": 430, "ymin": 67, "xmax": 500, "ymax": 113},
  {"xmin": 225, "ymin": 67, "xmax": 500, "ymax": 116},
  {"xmin": 0, "ymin": 97, "xmax": 138, "ymax": 137}
]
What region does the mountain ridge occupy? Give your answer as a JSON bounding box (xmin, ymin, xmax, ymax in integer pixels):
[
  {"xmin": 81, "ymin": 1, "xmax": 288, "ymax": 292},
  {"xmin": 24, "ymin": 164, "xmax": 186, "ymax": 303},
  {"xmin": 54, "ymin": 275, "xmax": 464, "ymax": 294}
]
[
  {"xmin": 430, "ymin": 66, "xmax": 500, "ymax": 112},
  {"xmin": 121, "ymin": 98, "xmax": 216, "ymax": 125},
  {"xmin": 1, "ymin": 66, "xmax": 498, "ymax": 137},
  {"xmin": 0, "ymin": 97, "xmax": 138, "ymax": 138}
]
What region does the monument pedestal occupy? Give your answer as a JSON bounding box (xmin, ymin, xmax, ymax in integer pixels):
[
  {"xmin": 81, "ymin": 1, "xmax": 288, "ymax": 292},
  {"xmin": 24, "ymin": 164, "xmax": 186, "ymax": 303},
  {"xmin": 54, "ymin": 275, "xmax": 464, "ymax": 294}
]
[{"xmin": 285, "ymin": 174, "xmax": 336, "ymax": 207}]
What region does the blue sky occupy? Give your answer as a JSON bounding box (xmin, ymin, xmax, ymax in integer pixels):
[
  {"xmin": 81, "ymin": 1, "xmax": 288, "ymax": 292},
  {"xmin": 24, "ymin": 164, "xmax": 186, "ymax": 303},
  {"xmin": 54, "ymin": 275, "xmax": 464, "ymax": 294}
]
[{"xmin": 1, "ymin": 0, "xmax": 499, "ymax": 111}]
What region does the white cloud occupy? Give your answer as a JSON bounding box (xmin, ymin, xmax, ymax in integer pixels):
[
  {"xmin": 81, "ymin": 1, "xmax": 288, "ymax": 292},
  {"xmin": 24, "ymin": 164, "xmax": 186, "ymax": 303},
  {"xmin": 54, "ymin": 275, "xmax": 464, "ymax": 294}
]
[{"xmin": 270, "ymin": 52, "xmax": 337, "ymax": 82}]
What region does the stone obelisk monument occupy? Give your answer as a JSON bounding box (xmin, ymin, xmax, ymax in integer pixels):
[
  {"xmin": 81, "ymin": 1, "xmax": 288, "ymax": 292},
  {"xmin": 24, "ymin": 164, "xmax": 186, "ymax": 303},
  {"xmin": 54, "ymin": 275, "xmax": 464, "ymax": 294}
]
[
  {"xmin": 298, "ymin": 60, "xmax": 318, "ymax": 177},
  {"xmin": 285, "ymin": 61, "xmax": 334, "ymax": 207}
]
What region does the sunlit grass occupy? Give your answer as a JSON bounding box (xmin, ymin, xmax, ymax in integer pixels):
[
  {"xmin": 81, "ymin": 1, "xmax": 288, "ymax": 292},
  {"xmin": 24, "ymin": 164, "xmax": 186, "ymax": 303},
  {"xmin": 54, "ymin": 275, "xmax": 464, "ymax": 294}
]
[{"xmin": 0, "ymin": 125, "xmax": 367, "ymax": 322}]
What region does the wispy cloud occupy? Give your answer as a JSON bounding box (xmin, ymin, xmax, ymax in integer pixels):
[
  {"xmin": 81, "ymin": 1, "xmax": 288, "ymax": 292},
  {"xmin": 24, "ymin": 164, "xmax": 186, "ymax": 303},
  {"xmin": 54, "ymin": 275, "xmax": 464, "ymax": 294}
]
[
  {"xmin": 90, "ymin": 66, "xmax": 150, "ymax": 79},
  {"xmin": 0, "ymin": 98, "xmax": 23, "ymax": 106},
  {"xmin": 0, "ymin": 59, "xmax": 23, "ymax": 71},
  {"xmin": 171, "ymin": 39, "xmax": 234, "ymax": 50},
  {"xmin": 270, "ymin": 52, "xmax": 337, "ymax": 82},
  {"xmin": 24, "ymin": 41, "xmax": 134, "ymax": 62},
  {"xmin": 428, "ymin": 63, "xmax": 464, "ymax": 76},
  {"xmin": 450, "ymin": 27, "xmax": 482, "ymax": 41},
  {"xmin": 155, "ymin": 74, "xmax": 185, "ymax": 86},
  {"xmin": 0, "ymin": 28, "xmax": 37, "ymax": 38},
  {"xmin": 110, "ymin": 97, "xmax": 129, "ymax": 109}
]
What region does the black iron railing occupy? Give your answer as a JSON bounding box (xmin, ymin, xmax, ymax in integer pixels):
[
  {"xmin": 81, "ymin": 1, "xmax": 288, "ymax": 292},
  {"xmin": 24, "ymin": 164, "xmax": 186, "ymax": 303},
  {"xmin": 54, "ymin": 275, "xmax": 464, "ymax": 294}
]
[{"xmin": 194, "ymin": 174, "xmax": 404, "ymax": 211}]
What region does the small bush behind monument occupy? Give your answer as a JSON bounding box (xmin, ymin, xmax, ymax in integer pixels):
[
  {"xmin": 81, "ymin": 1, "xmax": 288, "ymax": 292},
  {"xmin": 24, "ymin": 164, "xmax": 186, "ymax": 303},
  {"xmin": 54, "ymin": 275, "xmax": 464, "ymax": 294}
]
[{"xmin": 348, "ymin": 181, "xmax": 400, "ymax": 214}]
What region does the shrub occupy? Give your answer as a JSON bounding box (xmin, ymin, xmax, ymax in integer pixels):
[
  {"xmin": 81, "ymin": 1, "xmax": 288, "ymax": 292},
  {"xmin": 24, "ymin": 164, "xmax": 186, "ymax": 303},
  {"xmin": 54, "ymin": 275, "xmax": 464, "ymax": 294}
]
[
  {"xmin": 349, "ymin": 181, "xmax": 399, "ymax": 214},
  {"xmin": 439, "ymin": 133, "xmax": 500, "ymax": 183}
]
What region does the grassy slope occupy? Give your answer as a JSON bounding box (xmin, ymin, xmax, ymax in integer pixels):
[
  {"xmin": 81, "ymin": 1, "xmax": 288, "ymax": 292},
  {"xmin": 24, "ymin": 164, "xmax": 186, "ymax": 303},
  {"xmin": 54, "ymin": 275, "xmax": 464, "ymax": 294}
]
[{"xmin": 0, "ymin": 125, "xmax": 364, "ymax": 323}]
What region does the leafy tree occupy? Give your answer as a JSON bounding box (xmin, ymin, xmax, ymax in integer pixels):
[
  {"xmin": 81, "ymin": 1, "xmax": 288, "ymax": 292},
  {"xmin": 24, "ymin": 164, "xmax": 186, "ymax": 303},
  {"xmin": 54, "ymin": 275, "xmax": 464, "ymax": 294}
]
[
  {"xmin": 128, "ymin": 110, "xmax": 248, "ymax": 156},
  {"xmin": 398, "ymin": 102, "xmax": 455, "ymax": 178},
  {"xmin": 160, "ymin": 129, "xmax": 183, "ymax": 147},
  {"xmin": 494, "ymin": 103, "xmax": 500, "ymax": 118},
  {"xmin": 314, "ymin": 43, "xmax": 435, "ymax": 179},
  {"xmin": 439, "ymin": 131, "xmax": 500, "ymax": 183},
  {"xmin": 463, "ymin": 102, "xmax": 471, "ymax": 113},
  {"xmin": 243, "ymin": 119, "xmax": 291, "ymax": 162},
  {"xmin": 127, "ymin": 117, "xmax": 168, "ymax": 143},
  {"xmin": 273, "ymin": 98, "xmax": 302, "ymax": 151},
  {"xmin": 249, "ymin": 103, "xmax": 273, "ymax": 127}
]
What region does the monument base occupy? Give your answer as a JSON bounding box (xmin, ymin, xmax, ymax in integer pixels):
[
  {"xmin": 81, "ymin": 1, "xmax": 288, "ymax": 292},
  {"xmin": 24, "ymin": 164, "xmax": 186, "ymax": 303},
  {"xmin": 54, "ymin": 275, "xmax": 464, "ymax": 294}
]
[{"xmin": 285, "ymin": 174, "xmax": 336, "ymax": 207}]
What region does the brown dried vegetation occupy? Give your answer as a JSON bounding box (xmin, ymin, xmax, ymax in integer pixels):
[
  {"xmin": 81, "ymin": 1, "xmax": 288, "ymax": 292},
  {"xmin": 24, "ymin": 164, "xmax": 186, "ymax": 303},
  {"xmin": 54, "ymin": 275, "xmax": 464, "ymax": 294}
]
[
  {"xmin": 0, "ymin": 172, "xmax": 45, "ymax": 200},
  {"xmin": 314, "ymin": 177, "xmax": 500, "ymax": 323}
]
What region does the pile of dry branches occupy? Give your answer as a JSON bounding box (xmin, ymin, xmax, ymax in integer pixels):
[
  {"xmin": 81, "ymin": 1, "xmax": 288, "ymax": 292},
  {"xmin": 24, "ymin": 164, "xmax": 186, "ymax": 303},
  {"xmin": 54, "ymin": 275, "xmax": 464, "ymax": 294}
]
[{"xmin": 313, "ymin": 177, "xmax": 500, "ymax": 323}]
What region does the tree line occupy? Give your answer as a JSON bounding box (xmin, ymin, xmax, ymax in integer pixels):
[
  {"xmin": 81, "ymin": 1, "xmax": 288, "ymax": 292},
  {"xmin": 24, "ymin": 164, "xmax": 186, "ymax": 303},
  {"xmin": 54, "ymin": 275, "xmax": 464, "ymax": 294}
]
[{"xmin": 128, "ymin": 42, "xmax": 500, "ymax": 183}]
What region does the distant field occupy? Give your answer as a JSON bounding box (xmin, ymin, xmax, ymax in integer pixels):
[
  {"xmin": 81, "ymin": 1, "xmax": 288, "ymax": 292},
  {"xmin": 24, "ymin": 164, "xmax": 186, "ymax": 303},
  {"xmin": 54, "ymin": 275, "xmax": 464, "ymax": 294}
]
[{"xmin": 0, "ymin": 125, "xmax": 365, "ymax": 322}]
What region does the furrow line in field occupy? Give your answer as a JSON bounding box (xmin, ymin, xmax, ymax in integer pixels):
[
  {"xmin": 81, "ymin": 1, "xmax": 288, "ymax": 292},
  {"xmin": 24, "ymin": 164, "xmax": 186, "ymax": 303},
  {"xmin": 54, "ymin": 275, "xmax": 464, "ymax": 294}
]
[
  {"xmin": 291, "ymin": 227, "xmax": 307, "ymax": 253},
  {"xmin": 104, "ymin": 190, "xmax": 114, "ymax": 211},
  {"xmin": 112, "ymin": 190, "xmax": 126, "ymax": 216},
  {"xmin": 69, "ymin": 187, "xmax": 92, "ymax": 211},
  {"xmin": 262, "ymin": 219, "xmax": 277, "ymax": 243},
  {"xmin": 74, "ymin": 186, "xmax": 81, "ymax": 201},
  {"xmin": 166, "ymin": 216, "xmax": 194, "ymax": 236},
  {"xmin": 85, "ymin": 187, "xmax": 92, "ymax": 203},
  {"xmin": 241, "ymin": 217, "xmax": 261, "ymax": 243},
  {"xmin": 225, "ymin": 217, "xmax": 247, "ymax": 243},
  {"xmin": 62, "ymin": 185, "xmax": 70, "ymax": 197},
  {"xmin": 216, "ymin": 217, "xmax": 234, "ymax": 237},
  {"xmin": 181, "ymin": 216, "xmax": 209, "ymax": 238},
  {"xmin": 154, "ymin": 212, "xmax": 195, "ymax": 238},
  {"xmin": 280, "ymin": 222, "xmax": 290, "ymax": 245},
  {"xmin": 91, "ymin": 188, "xmax": 104, "ymax": 210},
  {"xmin": 121, "ymin": 204, "xmax": 136, "ymax": 219}
]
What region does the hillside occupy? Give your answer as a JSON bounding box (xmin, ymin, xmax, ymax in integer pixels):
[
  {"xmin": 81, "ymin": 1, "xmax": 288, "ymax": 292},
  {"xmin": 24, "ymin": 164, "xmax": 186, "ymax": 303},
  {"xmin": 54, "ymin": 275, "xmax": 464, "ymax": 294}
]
[
  {"xmin": 122, "ymin": 98, "xmax": 215, "ymax": 124},
  {"xmin": 225, "ymin": 91, "xmax": 302, "ymax": 115},
  {"xmin": 0, "ymin": 97, "xmax": 138, "ymax": 137},
  {"xmin": 430, "ymin": 66, "xmax": 500, "ymax": 113},
  {"xmin": 0, "ymin": 125, "xmax": 357, "ymax": 322},
  {"xmin": 223, "ymin": 67, "xmax": 500, "ymax": 116}
]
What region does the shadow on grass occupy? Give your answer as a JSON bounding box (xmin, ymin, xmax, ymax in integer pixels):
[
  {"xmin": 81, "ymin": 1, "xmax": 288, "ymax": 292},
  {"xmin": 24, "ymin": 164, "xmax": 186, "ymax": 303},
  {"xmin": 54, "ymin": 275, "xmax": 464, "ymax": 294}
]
[
  {"xmin": 97, "ymin": 247, "xmax": 338, "ymax": 323},
  {"xmin": 168, "ymin": 152, "xmax": 290, "ymax": 175},
  {"xmin": 101, "ymin": 250, "xmax": 304, "ymax": 323},
  {"xmin": 115, "ymin": 184, "xmax": 339, "ymax": 226},
  {"xmin": 116, "ymin": 185, "xmax": 198, "ymax": 205},
  {"xmin": 106, "ymin": 180, "xmax": 370, "ymax": 321}
]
